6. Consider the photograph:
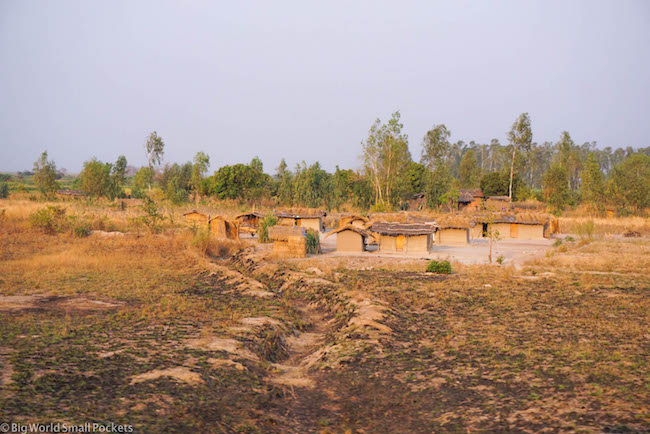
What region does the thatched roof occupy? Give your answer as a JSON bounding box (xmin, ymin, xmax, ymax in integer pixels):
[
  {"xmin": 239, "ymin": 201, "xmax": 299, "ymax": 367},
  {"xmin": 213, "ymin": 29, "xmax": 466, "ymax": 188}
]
[
  {"xmin": 325, "ymin": 225, "xmax": 370, "ymax": 239},
  {"xmin": 269, "ymin": 225, "xmax": 306, "ymax": 241},
  {"xmin": 458, "ymin": 189, "xmax": 484, "ymax": 203},
  {"xmin": 369, "ymin": 222, "xmax": 436, "ymax": 236},
  {"xmin": 274, "ymin": 208, "xmax": 326, "ymax": 219},
  {"xmin": 338, "ymin": 215, "xmax": 369, "ymax": 226},
  {"xmin": 235, "ymin": 212, "xmax": 265, "ymax": 219},
  {"xmin": 473, "ymin": 213, "xmax": 549, "ymax": 225},
  {"xmin": 183, "ymin": 210, "xmax": 206, "ymax": 216},
  {"xmin": 433, "ymin": 215, "xmax": 475, "ymax": 229}
]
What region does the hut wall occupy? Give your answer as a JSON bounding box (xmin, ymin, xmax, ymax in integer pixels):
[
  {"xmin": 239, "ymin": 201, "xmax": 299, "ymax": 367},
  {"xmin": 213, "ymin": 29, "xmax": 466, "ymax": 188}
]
[
  {"xmin": 517, "ymin": 224, "xmax": 544, "ymax": 240},
  {"xmin": 336, "ymin": 230, "xmax": 364, "ymax": 253},
  {"xmin": 351, "ymin": 219, "xmax": 365, "ymax": 228},
  {"xmin": 488, "ymin": 223, "xmax": 512, "ymax": 239},
  {"xmin": 298, "ymin": 218, "xmax": 321, "ymax": 232},
  {"xmin": 469, "ymin": 225, "xmax": 483, "ymax": 239},
  {"xmin": 437, "ymin": 228, "xmax": 469, "ymax": 246},
  {"xmin": 272, "ymin": 238, "xmax": 307, "ymax": 258},
  {"xmin": 210, "ymin": 219, "xmax": 227, "ymax": 238},
  {"xmin": 379, "ymin": 235, "xmax": 397, "ymax": 252},
  {"xmin": 278, "ymin": 217, "xmax": 296, "ymax": 226},
  {"xmin": 406, "ymin": 234, "xmax": 430, "ymax": 252}
]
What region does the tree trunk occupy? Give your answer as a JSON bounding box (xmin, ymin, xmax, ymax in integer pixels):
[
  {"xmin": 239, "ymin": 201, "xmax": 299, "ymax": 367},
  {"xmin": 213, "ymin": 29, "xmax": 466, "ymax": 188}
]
[{"xmin": 508, "ymin": 147, "xmax": 516, "ymax": 199}]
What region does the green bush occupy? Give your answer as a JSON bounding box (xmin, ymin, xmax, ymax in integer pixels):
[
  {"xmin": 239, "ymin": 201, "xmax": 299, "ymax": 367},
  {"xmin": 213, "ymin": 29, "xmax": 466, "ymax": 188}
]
[
  {"xmin": 134, "ymin": 197, "xmax": 165, "ymax": 233},
  {"xmin": 258, "ymin": 215, "xmax": 278, "ymax": 243},
  {"xmin": 305, "ymin": 228, "xmax": 320, "ymax": 254},
  {"xmin": 575, "ymin": 220, "xmax": 595, "ymax": 239},
  {"xmin": 565, "ymin": 236, "xmax": 575, "ymax": 242},
  {"xmin": 426, "ymin": 260, "xmax": 452, "ymax": 274},
  {"xmin": 0, "ymin": 182, "xmax": 9, "ymax": 199},
  {"xmin": 29, "ymin": 206, "xmax": 68, "ymax": 234},
  {"xmin": 72, "ymin": 222, "xmax": 91, "ymax": 238},
  {"xmin": 553, "ymin": 239, "xmax": 563, "ymax": 247}
]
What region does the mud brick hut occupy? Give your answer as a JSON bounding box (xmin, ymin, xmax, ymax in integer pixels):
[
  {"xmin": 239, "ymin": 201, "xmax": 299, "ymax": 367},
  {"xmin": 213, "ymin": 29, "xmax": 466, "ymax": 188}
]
[
  {"xmin": 208, "ymin": 216, "xmax": 239, "ymax": 240},
  {"xmin": 338, "ymin": 215, "xmax": 370, "ymax": 229},
  {"xmin": 183, "ymin": 210, "xmax": 210, "ymax": 226},
  {"xmin": 476, "ymin": 213, "xmax": 549, "ymax": 240},
  {"xmin": 325, "ymin": 225, "xmax": 370, "ymax": 253},
  {"xmin": 268, "ymin": 226, "xmax": 307, "ymax": 257},
  {"xmin": 235, "ymin": 212, "xmax": 264, "ymax": 235},
  {"xmin": 458, "ymin": 189, "xmax": 484, "ymax": 211},
  {"xmin": 432, "ymin": 216, "xmax": 471, "ymax": 246},
  {"xmin": 369, "ymin": 222, "xmax": 436, "ymax": 253},
  {"xmin": 274, "ymin": 209, "xmax": 326, "ymax": 232}
]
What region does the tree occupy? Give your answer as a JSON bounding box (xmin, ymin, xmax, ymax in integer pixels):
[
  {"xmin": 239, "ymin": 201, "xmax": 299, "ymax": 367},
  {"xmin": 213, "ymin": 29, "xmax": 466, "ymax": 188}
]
[
  {"xmin": 361, "ymin": 111, "xmax": 412, "ymax": 207},
  {"xmin": 580, "ymin": 153, "xmax": 605, "ymax": 207},
  {"xmin": 132, "ymin": 167, "xmax": 155, "ymax": 198},
  {"xmin": 608, "ymin": 154, "xmax": 650, "ymax": 213},
  {"xmin": 274, "ymin": 159, "xmax": 294, "ymax": 205},
  {"xmin": 543, "ymin": 163, "xmax": 571, "ymax": 214},
  {"xmin": 249, "ymin": 156, "xmax": 263, "ymax": 173},
  {"xmin": 458, "ymin": 149, "xmax": 480, "ymax": 188},
  {"xmin": 145, "ymin": 131, "xmax": 165, "ymax": 168},
  {"xmin": 406, "ymin": 162, "xmax": 427, "ymax": 195},
  {"xmin": 207, "ymin": 163, "xmax": 269, "ymax": 202},
  {"xmin": 110, "ymin": 155, "xmax": 128, "ymax": 199},
  {"xmin": 421, "ymin": 124, "xmax": 451, "ymax": 170},
  {"xmin": 555, "ymin": 131, "xmax": 582, "ymax": 190},
  {"xmin": 191, "ymin": 152, "xmax": 210, "ymax": 197},
  {"xmin": 506, "ymin": 113, "xmax": 532, "ymax": 199},
  {"xmin": 79, "ymin": 158, "xmax": 112, "ymax": 197},
  {"xmin": 480, "ymin": 171, "xmax": 528, "ymax": 200},
  {"xmin": 33, "ymin": 151, "xmax": 60, "ymax": 197},
  {"xmin": 292, "ymin": 161, "xmax": 331, "ymax": 208}
]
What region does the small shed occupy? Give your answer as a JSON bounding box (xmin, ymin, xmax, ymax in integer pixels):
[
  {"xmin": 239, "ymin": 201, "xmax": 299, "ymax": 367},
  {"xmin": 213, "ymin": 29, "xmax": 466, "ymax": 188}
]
[
  {"xmin": 458, "ymin": 189, "xmax": 484, "ymax": 211},
  {"xmin": 235, "ymin": 212, "xmax": 264, "ymax": 235},
  {"xmin": 325, "ymin": 225, "xmax": 369, "ymax": 253},
  {"xmin": 268, "ymin": 226, "xmax": 307, "ymax": 258},
  {"xmin": 183, "ymin": 210, "xmax": 209, "ymax": 226},
  {"xmin": 369, "ymin": 222, "xmax": 435, "ymax": 254},
  {"xmin": 274, "ymin": 209, "xmax": 326, "ymax": 232},
  {"xmin": 209, "ymin": 216, "xmax": 239, "ymax": 240}
]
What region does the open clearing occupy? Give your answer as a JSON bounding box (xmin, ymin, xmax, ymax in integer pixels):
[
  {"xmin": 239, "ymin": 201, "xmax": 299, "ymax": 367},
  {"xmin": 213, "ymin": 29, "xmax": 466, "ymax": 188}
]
[{"xmin": 0, "ymin": 217, "xmax": 648, "ymax": 432}]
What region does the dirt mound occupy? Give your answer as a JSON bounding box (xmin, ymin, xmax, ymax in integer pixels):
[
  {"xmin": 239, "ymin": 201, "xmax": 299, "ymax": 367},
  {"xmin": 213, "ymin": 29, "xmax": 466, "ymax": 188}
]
[{"xmin": 130, "ymin": 367, "xmax": 203, "ymax": 385}]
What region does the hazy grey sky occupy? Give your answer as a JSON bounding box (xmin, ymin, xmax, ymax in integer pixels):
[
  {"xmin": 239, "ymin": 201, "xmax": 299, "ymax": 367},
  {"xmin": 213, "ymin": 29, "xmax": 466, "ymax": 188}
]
[{"xmin": 1, "ymin": 1, "xmax": 649, "ymax": 173}]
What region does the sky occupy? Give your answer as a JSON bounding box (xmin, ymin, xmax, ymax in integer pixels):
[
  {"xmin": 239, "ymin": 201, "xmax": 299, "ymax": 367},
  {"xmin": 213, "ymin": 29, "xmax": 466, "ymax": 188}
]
[{"xmin": 1, "ymin": 0, "xmax": 649, "ymax": 173}]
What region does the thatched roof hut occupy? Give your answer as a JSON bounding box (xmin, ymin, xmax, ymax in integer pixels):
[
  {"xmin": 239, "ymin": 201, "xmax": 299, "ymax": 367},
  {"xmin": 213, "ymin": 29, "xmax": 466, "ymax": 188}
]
[
  {"xmin": 209, "ymin": 215, "xmax": 239, "ymax": 240},
  {"xmin": 369, "ymin": 222, "xmax": 435, "ymax": 253},
  {"xmin": 338, "ymin": 214, "xmax": 370, "ymax": 228},
  {"xmin": 183, "ymin": 210, "xmax": 209, "ymax": 226},
  {"xmin": 473, "ymin": 213, "xmax": 550, "ymax": 240},
  {"xmin": 325, "ymin": 225, "xmax": 371, "ymax": 253},
  {"xmin": 274, "ymin": 209, "xmax": 326, "ymax": 232},
  {"xmin": 235, "ymin": 212, "xmax": 265, "ymax": 234}
]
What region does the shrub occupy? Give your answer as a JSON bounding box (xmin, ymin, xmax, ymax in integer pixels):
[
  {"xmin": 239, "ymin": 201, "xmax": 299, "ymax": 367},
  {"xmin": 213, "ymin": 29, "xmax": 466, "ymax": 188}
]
[
  {"xmin": 426, "ymin": 260, "xmax": 452, "ymax": 274},
  {"xmin": 258, "ymin": 215, "xmax": 278, "ymax": 243},
  {"xmin": 0, "ymin": 182, "xmax": 9, "ymax": 199},
  {"xmin": 72, "ymin": 222, "xmax": 91, "ymax": 238},
  {"xmin": 305, "ymin": 228, "xmax": 320, "ymax": 254},
  {"xmin": 575, "ymin": 220, "xmax": 596, "ymax": 239},
  {"xmin": 29, "ymin": 206, "xmax": 68, "ymax": 234},
  {"xmin": 496, "ymin": 255, "xmax": 505, "ymax": 265},
  {"xmin": 135, "ymin": 197, "xmax": 165, "ymax": 233},
  {"xmin": 191, "ymin": 227, "xmax": 211, "ymax": 255},
  {"xmin": 553, "ymin": 239, "xmax": 563, "ymax": 247},
  {"xmin": 565, "ymin": 236, "xmax": 575, "ymax": 242}
]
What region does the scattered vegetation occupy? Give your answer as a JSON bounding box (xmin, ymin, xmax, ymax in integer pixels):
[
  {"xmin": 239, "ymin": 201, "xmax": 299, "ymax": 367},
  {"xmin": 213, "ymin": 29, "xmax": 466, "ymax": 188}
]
[
  {"xmin": 426, "ymin": 259, "xmax": 452, "ymax": 274},
  {"xmin": 257, "ymin": 215, "xmax": 278, "ymax": 243},
  {"xmin": 305, "ymin": 228, "xmax": 320, "ymax": 254}
]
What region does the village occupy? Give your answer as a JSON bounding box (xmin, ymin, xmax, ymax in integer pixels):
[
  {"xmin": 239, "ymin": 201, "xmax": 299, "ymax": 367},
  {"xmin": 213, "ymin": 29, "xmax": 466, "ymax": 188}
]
[{"xmin": 180, "ymin": 188, "xmax": 559, "ymax": 265}]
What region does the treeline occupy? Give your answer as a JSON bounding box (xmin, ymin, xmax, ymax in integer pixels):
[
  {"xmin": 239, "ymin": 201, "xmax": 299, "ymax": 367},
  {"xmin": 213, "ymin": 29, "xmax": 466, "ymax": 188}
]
[{"xmin": 10, "ymin": 114, "xmax": 650, "ymax": 215}]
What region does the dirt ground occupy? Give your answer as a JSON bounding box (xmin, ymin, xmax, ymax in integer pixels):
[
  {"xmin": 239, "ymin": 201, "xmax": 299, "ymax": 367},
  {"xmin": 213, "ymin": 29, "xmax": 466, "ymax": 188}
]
[{"xmin": 1, "ymin": 215, "xmax": 648, "ymax": 432}]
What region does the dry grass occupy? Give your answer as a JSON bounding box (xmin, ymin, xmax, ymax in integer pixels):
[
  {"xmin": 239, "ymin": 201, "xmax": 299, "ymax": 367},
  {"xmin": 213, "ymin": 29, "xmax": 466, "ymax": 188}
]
[{"xmin": 559, "ymin": 215, "xmax": 650, "ymax": 236}]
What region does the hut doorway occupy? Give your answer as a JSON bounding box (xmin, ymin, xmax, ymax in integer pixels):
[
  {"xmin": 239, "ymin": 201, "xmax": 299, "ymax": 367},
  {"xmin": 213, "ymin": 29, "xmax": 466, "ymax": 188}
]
[
  {"xmin": 395, "ymin": 235, "xmax": 405, "ymax": 251},
  {"xmin": 482, "ymin": 223, "xmax": 488, "ymax": 237},
  {"xmin": 510, "ymin": 223, "xmax": 518, "ymax": 238}
]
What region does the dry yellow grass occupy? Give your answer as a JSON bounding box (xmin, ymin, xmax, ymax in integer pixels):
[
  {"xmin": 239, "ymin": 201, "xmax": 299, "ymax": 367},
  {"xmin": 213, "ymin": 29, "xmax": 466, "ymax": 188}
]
[{"xmin": 559, "ymin": 215, "xmax": 650, "ymax": 236}]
